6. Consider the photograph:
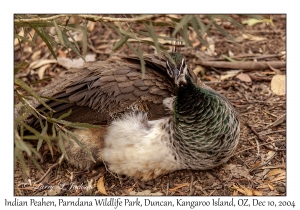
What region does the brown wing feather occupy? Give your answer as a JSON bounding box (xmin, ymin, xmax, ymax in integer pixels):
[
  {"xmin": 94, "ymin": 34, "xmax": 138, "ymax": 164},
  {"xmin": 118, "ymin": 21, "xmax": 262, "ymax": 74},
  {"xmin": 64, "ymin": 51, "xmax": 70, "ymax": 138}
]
[{"xmin": 29, "ymin": 55, "xmax": 176, "ymax": 127}]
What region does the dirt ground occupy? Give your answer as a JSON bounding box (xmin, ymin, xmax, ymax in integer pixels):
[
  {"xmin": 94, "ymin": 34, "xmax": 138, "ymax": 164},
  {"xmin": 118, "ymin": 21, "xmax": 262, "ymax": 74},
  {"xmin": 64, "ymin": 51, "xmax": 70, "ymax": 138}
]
[{"xmin": 14, "ymin": 14, "xmax": 286, "ymax": 196}]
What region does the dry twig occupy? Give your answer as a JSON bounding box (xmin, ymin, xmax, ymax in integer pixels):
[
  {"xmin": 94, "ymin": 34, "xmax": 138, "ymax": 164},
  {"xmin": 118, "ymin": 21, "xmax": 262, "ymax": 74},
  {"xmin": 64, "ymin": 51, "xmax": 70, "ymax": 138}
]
[
  {"xmin": 196, "ymin": 61, "xmax": 285, "ymax": 70},
  {"xmin": 264, "ymin": 114, "xmax": 286, "ymax": 129},
  {"xmin": 233, "ymin": 138, "xmax": 284, "ymax": 157},
  {"xmin": 246, "ymin": 123, "xmax": 266, "ymax": 142},
  {"xmin": 15, "ymin": 14, "xmax": 159, "ymax": 23},
  {"xmin": 33, "ymin": 163, "xmax": 58, "ymax": 184}
]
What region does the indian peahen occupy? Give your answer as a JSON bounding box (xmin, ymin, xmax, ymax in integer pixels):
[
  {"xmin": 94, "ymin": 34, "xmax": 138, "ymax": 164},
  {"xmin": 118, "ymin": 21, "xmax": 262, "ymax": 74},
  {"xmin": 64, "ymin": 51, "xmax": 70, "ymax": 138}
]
[{"xmin": 24, "ymin": 53, "xmax": 240, "ymax": 181}]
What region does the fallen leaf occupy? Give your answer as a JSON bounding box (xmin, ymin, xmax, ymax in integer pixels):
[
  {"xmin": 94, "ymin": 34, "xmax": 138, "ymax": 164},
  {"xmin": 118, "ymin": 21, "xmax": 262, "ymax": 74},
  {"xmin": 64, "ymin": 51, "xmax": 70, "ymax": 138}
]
[
  {"xmin": 252, "ymin": 189, "xmax": 263, "ymax": 196},
  {"xmin": 231, "ymin": 185, "xmax": 246, "ymax": 195},
  {"xmin": 58, "ymin": 49, "xmax": 67, "ymax": 58},
  {"xmin": 266, "ymin": 169, "xmax": 286, "ymax": 177},
  {"xmin": 235, "ymin": 34, "xmax": 266, "ymax": 42},
  {"xmin": 271, "ymin": 175, "xmax": 286, "ymax": 182},
  {"xmin": 220, "ymin": 70, "xmax": 241, "ymax": 81},
  {"xmin": 31, "ymin": 49, "xmax": 42, "ymax": 61},
  {"xmin": 228, "ymin": 50, "xmax": 234, "ymax": 58},
  {"xmin": 266, "ymin": 181, "xmax": 274, "ymax": 191},
  {"xmin": 271, "ymin": 74, "xmax": 286, "ymax": 95},
  {"xmin": 268, "ymin": 184, "xmax": 274, "ymax": 191},
  {"xmin": 29, "ymin": 59, "xmax": 57, "ymax": 70},
  {"xmin": 264, "ymin": 150, "xmax": 277, "ymax": 162},
  {"xmin": 242, "ymin": 18, "xmax": 264, "ymax": 26},
  {"xmin": 241, "ymin": 186, "xmax": 253, "ymax": 196},
  {"xmin": 232, "ymin": 190, "xmax": 239, "ymax": 196},
  {"xmin": 38, "ymin": 64, "xmax": 51, "ymax": 79},
  {"xmin": 97, "ymin": 176, "xmax": 108, "ymax": 195},
  {"xmin": 232, "ymin": 184, "xmax": 254, "ymax": 196},
  {"xmin": 88, "ymin": 21, "xmax": 96, "ymax": 31},
  {"xmin": 257, "ymin": 184, "xmax": 269, "ymax": 189},
  {"xmin": 205, "ymin": 37, "xmax": 216, "ymax": 56},
  {"xmin": 192, "ymin": 41, "xmax": 201, "ymax": 48},
  {"xmin": 242, "ymin": 34, "xmax": 266, "ymax": 41},
  {"xmin": 57, "ymin": 54, "xmax": 96, "ymax": 69},
  {"xmin": 236, "ymin": 73, "xmax": 252, "ymax": 83},
  {"xmin": 193, "ymin": 65, "xmax": 205, "ymax": 76},
  {"xmin": 242, "ymin": 16, "xmax": 274, "ymax": 27}
]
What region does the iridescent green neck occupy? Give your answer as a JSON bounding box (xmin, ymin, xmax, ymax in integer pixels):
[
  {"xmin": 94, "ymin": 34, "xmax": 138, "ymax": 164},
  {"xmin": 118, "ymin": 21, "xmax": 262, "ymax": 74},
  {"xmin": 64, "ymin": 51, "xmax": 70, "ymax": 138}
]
[
  {"xmin": 172, "ymin": 76, "xmax": 225, "ymax": 162},
  {"xmin": 170, "ymin": 76, "xmax": 240, "ymax": 170},
  {"xmin": 174, "ymin": 76, "xmax": 218, "ymax": 124}
]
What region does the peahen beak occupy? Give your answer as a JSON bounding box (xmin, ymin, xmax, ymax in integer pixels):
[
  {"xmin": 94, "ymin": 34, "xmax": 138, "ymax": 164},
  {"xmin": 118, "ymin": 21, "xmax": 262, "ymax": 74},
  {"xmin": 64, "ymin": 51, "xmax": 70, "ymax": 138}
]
[
  {"xmin": 174, "ymin": 67, "xmax": 187, "ymax": 86},
  {"xmin": 173, "ymin": 68, "xmax": 180, "ymax": 82}
]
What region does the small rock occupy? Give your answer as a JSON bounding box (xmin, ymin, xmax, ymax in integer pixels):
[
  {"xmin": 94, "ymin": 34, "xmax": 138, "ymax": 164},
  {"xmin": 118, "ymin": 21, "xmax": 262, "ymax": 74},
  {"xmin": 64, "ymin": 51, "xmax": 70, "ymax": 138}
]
[
  {"xmin": 236, "ymin": 73, "xmax": 252, "ymax": 83},
  {"xmin": 277, "ymin": 186, "xmax": 286, "ymax": 193}
]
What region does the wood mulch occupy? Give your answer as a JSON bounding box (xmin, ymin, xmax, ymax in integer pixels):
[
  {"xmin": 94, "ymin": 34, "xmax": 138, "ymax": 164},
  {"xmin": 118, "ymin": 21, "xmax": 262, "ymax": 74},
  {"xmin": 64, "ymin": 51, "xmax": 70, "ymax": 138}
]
[{"xmin": 14, "ymin": 14, "xmax": 286, "ymax": 196}]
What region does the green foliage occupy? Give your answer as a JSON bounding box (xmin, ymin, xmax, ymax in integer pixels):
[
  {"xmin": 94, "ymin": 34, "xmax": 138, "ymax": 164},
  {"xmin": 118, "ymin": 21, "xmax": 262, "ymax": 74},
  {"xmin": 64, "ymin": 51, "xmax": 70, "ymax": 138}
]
[
  {"xmin": 14, "ymin": 14, "xmax": 250, "ymax": 71},
  {"xmin": 14, "ymin": 88, "xmax": 100, "ymax": 175}
]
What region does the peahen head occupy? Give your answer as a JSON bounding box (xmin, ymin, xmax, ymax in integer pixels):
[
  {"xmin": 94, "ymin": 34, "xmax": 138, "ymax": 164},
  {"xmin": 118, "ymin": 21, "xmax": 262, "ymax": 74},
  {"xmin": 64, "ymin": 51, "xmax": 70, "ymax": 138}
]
[{"xmin": 166, "ymin": 53, "xmax": 189, "ymax": 86}]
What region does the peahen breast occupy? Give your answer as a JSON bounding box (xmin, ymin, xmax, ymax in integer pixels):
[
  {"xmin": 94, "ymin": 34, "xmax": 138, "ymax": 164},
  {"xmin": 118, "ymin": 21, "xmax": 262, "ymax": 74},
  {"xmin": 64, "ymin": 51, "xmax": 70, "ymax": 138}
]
[{"xmin": 173, "ymin": 76, "xmax": 240, "ymax": 170}]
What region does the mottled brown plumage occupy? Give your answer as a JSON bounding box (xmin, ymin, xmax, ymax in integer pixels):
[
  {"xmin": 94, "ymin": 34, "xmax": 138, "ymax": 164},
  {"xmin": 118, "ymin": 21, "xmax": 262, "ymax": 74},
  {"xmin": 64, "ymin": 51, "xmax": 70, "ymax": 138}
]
[{"xmin": 28, "ymin": 54, "xmax": 196, "ymax": 127}]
